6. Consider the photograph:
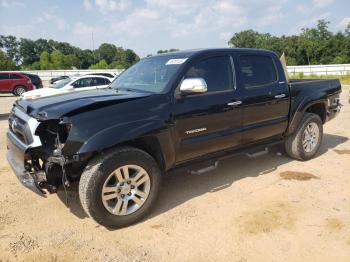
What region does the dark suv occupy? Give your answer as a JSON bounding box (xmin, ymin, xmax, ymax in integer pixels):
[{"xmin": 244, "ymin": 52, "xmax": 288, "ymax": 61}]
[
  {"xmin": 23, "ymin": 73, "xmax": 43, "ymax": 89},
  {"xmin": 0, "ymin": 72, "xmax": 34, "ymax": 96}
]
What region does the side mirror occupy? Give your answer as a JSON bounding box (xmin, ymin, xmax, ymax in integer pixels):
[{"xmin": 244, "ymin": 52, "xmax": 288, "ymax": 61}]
[
  {"xmin": 179, "ymin": 78, "xmax": 207, "ymax": 95},
  {"xmin": 66, "ymin": 85, "xmax": 74, "ymax": 89}
]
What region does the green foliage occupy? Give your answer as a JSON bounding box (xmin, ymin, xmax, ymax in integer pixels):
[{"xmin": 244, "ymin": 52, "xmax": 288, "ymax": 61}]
[
  {"xmin": 0, "ymin": 50, "xmax": 18, "ymax": 70},
  {"xmin": 39, "ymin": 51, "xmax": 50, "ymax": 69},
  {"xmin": 0, "ymin": 34, "xmax": 140, "ymax": 70},
  {"xmin": 89, "ymin": 59, "xmax": 109, "ymax": 69},
  {"xmin": 108, "ymin": 61, "xmax": 124, "ymax": 69},
  {"xmin": 97, "ymin": 43, "xmax": 117, "ymax": 64},
  {"xmin": 228, "ymin": 20, "xmax": 350, "ymax": 65}
]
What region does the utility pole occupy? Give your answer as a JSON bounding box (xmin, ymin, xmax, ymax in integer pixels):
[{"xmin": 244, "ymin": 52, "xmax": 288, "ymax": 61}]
[{"xmin": 92, "ymin": 31, "xmax": 95, "ymax": 64}]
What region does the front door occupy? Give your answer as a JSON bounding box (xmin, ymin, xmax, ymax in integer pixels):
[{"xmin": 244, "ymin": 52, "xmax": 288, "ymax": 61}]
[{"xmin": 172, "ymin": 55, "xmax": 243, "ymax": 163}]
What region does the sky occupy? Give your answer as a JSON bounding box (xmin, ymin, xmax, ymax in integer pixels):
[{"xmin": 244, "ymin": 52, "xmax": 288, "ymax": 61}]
[{"xmin": 0, "ymin": 0, "xmax": 350, "ymax": 57}]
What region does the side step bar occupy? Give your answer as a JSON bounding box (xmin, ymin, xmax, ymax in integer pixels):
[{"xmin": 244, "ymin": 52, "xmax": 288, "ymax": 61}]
[
  {"xmin": 245, "ymin": 147, "xmax": 269, "ymax": 158},
  {"xmin": 189, "ymin": 161, "xmax": 218, "ymax": 175},
  {"xmin": 187, "ymin": 146, "xmax": 273, "ymax": 175}
]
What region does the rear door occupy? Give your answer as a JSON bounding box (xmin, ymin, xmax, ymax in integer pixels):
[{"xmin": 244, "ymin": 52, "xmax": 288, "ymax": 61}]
[
  {"xmin": 72, "ymin": 77, "xmax": 94, "ymax": 90},
  {"xmin": 0, "ymin": 73, "xmax": 10, "ymax": 91},
  {"xmin": 237, "ymin": 54, "xmax": 290, "ymax": 143},
  {"xmin": 94, "ymin": 77, "xmax": 111, "ymax": 88},
  {"xmin": 172, "ymin": 55, "xmax": 243, "ymax": 163}
]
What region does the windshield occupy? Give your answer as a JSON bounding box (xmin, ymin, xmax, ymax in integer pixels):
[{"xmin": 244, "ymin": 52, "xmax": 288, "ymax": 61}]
[
  {"xmin": 53, "ymin": 78, "xmax": 71, "ymax": 89},
  {"xmin": 109, "ymin": 56, "xmax": 187, "ymax": 93}
]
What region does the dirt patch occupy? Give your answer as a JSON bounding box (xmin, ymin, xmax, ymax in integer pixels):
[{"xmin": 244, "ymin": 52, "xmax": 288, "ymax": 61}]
[
  {"xmin": 0, "ymin": 166, "xmax": 10, "ymax": 173},
  {"xmin": 333, "ymin": 149, "xmax": 350, "ymax": 155},
  {"xmin": 151, "ymin": 224, "xmax": 163, "ymax": 229},
  {"xmin": 279, "ymin": 171, "xmax": 319, "ymax": 181},
  {"xmin": 0, "ymin": 213, "xmax": 16, "ymax": 230},
  {"xmin": 22, "ymin": 249, "xmax": 78, "ymax": 262},
  {"xmin": 239, "ymin": 202, "xmax": 296, "ymax": 234},
  {"xmin": 9, "ymin": 234, "xmax": 39, "ymax": 256},
  {"xmin": 325, "ymin": 218, "xmax": 345, "ymax": 232}
]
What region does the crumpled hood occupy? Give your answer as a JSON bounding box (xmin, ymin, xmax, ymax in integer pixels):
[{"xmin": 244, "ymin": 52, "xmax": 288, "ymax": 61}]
[{"xmin": 15, "ymin": 88, "xmax": 151, "ymax": 120}]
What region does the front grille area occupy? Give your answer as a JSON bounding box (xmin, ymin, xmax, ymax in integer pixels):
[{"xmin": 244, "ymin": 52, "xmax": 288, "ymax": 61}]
[{"xmin": 9, "ymin": 113, "xmax": 34, "ymax": 145}]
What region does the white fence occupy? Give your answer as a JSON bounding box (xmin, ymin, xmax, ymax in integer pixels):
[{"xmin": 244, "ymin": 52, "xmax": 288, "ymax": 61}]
[
  {"xmin": 19, "ymin": 69, "xmax": 123, "ymax": 81},
  {"xmin": 287, "ymin": 64, "xmax": 350, "ymax": 76},
  {"xmin": 4, "ymin": 64, "xmax": 350, "ymax": 80}
]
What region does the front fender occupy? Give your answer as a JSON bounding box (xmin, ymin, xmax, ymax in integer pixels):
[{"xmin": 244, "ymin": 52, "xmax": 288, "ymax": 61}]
[{"xmin": 76, "ymin": 119, "xmax": 166, "ymax": 154}]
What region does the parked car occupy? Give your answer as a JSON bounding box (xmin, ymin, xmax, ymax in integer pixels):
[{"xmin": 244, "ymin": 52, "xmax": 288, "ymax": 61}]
[
  {"xmin": 0, "ymin": 72, "xmax": 34, "ymax": 96},
  {"xmin": 86, "ymin": 72, "xmax": 117, "ymax": 79},
  {"xmin": 50, "ymin": 75, "xmax": 69, "ymax": 84},
  {"xmin": 21, "ymin": 75, "xmax": 112, "ymax": 100},
  {"xmin": 23, "ymin": 73, "xmax": 43, "ymax": 89},
  {"xmin": 6, "ymin": 48, "xmax": 342, "ymax": 228}
]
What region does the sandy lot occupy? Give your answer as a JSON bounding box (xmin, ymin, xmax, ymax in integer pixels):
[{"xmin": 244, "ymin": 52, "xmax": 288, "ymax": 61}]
[{"xmin": 0, "ymin": 87, "xmax": 349, "ymax": 262}]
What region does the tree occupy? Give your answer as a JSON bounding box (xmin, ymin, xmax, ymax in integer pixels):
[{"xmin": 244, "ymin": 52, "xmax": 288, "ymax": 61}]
[
  {"xmin": 19, "ymin": 38, "xmax": 39, "ymax": 66},
  {"xmin": 109, "ymin": 61, "xmax": 124, "ymax": 69},
  {"xmin": 228, "ymin": 30, "xmax": 261, "ymax": 48},
  {"xmin": 97, "ymin": 43, "xmax": 117, "ymax": 64},
  {"xmin": 227, "ymin": 20, "xmax": 350, "ymax": 65},
  {"xmin": 50, "ymin": 50, "xmax": 64, "ymax": 69},
  {"xmin": 0, "ymin": 35, "xmax": 20, "ymax": 64},
  {"xmin": 0, "ymin": 50, "xmax": 18, "ymax": 70},
  {"xmin": 89, "ymin": 59, "xmax": 108, "ymax": 69},
  {"xmin": 63, "ymin": 54, "xmax": 79, "ymax": 69},
  {"xmin": 35, "ymin": 38, "xmax": 53, "ymax": 55},
  {"xmin": 112, "ymin": 47, "xmax": 139, "ymax": 68},
  {"xmin": 39, "ymin": 51, "xmax": 51, "ymax": 69}
]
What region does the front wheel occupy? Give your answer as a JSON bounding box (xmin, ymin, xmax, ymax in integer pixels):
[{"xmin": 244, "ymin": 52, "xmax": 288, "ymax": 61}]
[
  {"xmin": 13, "ymin": 85, "xmax": 27, "ymax": 96},
  {"xmin": 79, "ymin": 147, "xmax": 162, "ymax": 228},
  {"xmin": 285, "ymin": 113, "xmax": 323, "ymax": 161}
]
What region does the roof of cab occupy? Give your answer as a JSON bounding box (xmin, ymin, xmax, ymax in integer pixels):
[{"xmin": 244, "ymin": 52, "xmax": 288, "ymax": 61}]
[{"xmin": 150, "ymin": 48, "xmax": 277, "ymax": 59}]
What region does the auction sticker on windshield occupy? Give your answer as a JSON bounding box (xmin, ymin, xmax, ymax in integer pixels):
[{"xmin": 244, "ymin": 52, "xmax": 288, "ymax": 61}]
[{"xmin": 166, "ymin": 58, "xmax": 188, "ymax": 65}]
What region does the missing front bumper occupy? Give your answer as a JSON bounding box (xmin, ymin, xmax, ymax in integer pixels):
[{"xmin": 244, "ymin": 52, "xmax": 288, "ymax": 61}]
[{"xmin": 6, "ymin": 131, "xmax": 46, "ymax": 196}]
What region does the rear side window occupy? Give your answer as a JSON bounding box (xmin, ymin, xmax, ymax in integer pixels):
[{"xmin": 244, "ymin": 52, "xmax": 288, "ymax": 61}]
[
  {"xmin": 9, "ymin": 74, "xmax": 22, "ymax": 79},
  {"xmin": 184, "ymin": 56, "xmax": 234, "ymax": 92},
  {"xmin": 0, "ymin": 73, "xmax": 9, "ymax": 80},
  {"xmin": 95, "ymin": 77, "xmax": 110, "ymax": 85},
  {"xmin": 239, "ymin": 55, "xmax": 277, "ymax": 89},
  {"xmin": 73, "ymin": 77, "xmax": 93, "ymax": 88}
]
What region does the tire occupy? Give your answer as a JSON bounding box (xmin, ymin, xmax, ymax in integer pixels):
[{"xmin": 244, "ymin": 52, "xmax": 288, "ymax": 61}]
[
  {"xmin": 79, "ymin": 146, "xmax": 162, "ymax": 228},
  {"xmin": 13, "ymin": 85, "xmax": 27, "ymax": 96},
  {"xmin": 285, "ymin": 113, "xmax": 323, "ymax": 161}
]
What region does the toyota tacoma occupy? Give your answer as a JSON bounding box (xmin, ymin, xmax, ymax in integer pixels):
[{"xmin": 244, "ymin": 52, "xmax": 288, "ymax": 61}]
[{"xmin": 6, "ymin": 48, "xmax": 342, "ymax": 228}]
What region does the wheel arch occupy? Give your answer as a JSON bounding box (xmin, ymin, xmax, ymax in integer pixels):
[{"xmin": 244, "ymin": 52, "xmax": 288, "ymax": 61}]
[
  {"xmin": 286, "ymin": 99, "xmax": 327, "ymax": 136},
  {"xmin": 120, "ymin": 136, "xmax": 167, "ymax": 172}
]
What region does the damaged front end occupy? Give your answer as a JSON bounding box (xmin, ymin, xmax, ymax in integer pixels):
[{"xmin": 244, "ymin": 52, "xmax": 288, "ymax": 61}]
[{"xmin": 6, "ymin": 106, "xmax": 88, "ymax": 196}]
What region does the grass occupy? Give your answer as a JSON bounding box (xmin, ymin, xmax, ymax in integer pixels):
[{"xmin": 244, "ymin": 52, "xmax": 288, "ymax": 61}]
[{"xmin": 289, "ymin": 73, "xmax": 350, "ymax": 85}]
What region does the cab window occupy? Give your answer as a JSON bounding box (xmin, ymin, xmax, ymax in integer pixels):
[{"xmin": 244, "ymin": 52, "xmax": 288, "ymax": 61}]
[
  {"xmin": 184, "ymin": 56, "xmax": 234, "ymax": 92},
  {"xmin": 239, "ymin": 55, "xmax": 277, "ymax": 89}
]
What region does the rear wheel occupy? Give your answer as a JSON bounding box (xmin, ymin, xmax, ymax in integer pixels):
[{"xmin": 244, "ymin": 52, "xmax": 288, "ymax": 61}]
[
  {"xmin": 79, "ymin": 147, "xmax": 162, "ymax": 228},
  {"xmin": 13, "ymin": 85, "xmax": 27, "ymax": 96},
  {"xmin": 285, "ymin": 113, "xmax": 323, "ymax": 161}
]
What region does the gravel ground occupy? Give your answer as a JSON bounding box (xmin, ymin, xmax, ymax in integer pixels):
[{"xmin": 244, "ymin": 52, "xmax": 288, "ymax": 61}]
[{"xmin": 0, "ymin": 86, "xmax": 349, "ymax": 262}]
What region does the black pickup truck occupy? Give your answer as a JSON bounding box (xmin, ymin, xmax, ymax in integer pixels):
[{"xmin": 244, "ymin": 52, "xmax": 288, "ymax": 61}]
[{"xmin": 6, "ymin": 48, "xmax": 341, "ymax": 228}]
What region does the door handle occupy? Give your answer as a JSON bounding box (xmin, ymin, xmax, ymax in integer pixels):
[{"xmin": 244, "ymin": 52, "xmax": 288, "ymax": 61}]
[
  {"xmin": 274, "ymin": 94, "xmax": 286, "ymax": 99},
  {"xmin": 228, "ymin": 101, "xmax": 242, "ymax": 106}
]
